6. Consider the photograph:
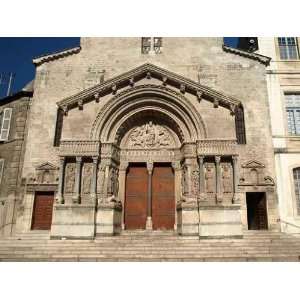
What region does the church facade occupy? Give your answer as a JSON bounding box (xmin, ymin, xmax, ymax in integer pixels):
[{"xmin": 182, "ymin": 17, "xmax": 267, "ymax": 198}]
[{"xmin": 4, "ymin": 38, "xmax": 279, "ymax": 239}]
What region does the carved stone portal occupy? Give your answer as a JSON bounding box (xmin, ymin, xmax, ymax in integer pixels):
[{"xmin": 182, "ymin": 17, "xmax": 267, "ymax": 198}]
[{"xmin": 127, "ymin": 122, "xmax": 173, "ymax": 148}]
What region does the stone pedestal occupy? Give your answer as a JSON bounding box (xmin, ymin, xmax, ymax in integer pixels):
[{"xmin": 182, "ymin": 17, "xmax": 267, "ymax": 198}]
[
  {"xmin": 96, "ymin": 200, "xmax": 122, "ymax": 235},
  {"xmin": 50, "ymin": 203, "xmax": 96, "ymax": 239},
  {"xmin": 177, "ymin": 199, "xmax": 199, "ymax": 236},
  {"xmin": 198, "ymin": 204, "xmax": 243, "ymax": 239}
]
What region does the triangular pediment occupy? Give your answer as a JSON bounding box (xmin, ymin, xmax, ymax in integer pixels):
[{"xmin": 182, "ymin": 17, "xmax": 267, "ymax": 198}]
[
  {"xmin": 36, "ymin": 162, "xmax": 58, "ymax": 170},
  {"xmin": 242, "ymin": 160, "xmax": 265, "ymax": 168},
  {"xmin": 57, "ymin": 63, "xmax": 241, "ymax": 113}
]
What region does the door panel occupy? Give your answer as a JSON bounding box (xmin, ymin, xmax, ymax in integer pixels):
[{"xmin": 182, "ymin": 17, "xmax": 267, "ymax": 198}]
[
  {"xmin": 125, "ymin": 164, "xmax": 148, "ymax": 229},
  {"xmin": 31, "ymin": 192, "xmax": 54, "ymax": 230},
  {"xmin": 152, "ymin": 164, "xmax": 175, "ymax": 230}
]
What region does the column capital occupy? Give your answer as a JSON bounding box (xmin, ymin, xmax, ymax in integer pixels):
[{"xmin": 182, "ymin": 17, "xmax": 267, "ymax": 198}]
[
  {"xmin": 215, "ymin": 155, "xmax": 221, "ymax": 164},
  {"xmin": 232, "ymin": 155, "xmax": 239, "ymax": 163},
  {"xmin": 171, "ymin": 161, "xmax": 181, "ymax": 171},
  {"xmin": 92, "ymin": 156, "xmax": 99, "ymax": 164},
  {"xmin": 147, "ymin": 162, "xmax": 154, "ymax": 174},
  {"xmin": 198, "ymin": 155, "xmax": 205, "ymax": 163},
  {"xmin": 59, "ymin": 156, "xmax": 65, "ymax": 164},
  {"xmin": 119, "ymin": 162, "xmax": 129, "ymax": 171},
  {"xmin": 76, "ymin": 156, "xmax": 82, "ymax": 163}
]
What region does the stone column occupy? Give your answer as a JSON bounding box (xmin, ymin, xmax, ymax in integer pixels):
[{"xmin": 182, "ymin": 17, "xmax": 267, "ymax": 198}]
[
  {"xmin": 146, "ymin": 162, "xmax": 154, "ymax": 230},
  {"xmin": 91, "ymin": 157, "xmax": 98, "ymax": 203},
  {"xmin": 198, "ymin": 155, "xmax": 206, "ymax": 201},
  {"xmin": 119, "ymin": 162, "xmax": 129, "ymax": 229},
  {"xmin": 172, "ymin": 161, "xmax": 181, "ymax": 230},
  {"xmin": 215, "ymin": 155, "xmax": 222, "ymax": 204},
  {"xmin": 72, "ymin": 156, "xmax": 82, "ymax": 204},
  {"xmin": 56, "ymin": 157, "xmax": 65, "ymax": 204},
  {"xmin": 232, "ymin": 155, "xmax": 240, "ymax": 204}
]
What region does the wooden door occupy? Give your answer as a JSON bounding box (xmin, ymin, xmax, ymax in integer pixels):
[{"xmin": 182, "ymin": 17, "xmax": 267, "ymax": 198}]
[
  {"xmin": 31, "ymin": 192, "xmax": 54, "ymax": 230},
  {"xmin": 125, "ymin": 164, "xmax": 148, "ymax": 229},
  {"xmin": 246, "ymin": 192, "xmax": 268, "ymax": 230},
  {"xmin": 152, "ymin": 164, "xmax": 175, "ymax": 230}
]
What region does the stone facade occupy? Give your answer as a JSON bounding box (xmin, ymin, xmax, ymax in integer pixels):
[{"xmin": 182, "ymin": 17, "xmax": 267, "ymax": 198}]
[
  {"xmin": 0, "ymin": 89, "xmax": 32, "ymax": 236},
  {"xmin": 4, "ymin": 37, "xmax": 280, "ymax": 239},
  {"xmin": 258, "ymin": 37, "xmax": 300, "ymax": 233}
]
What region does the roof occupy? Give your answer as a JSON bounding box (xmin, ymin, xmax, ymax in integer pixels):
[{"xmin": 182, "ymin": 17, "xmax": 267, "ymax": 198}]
[
  {"xmin": 0, "ymin": 80, "xmax": 34, "ymax": 105},
  {"xmin": 222, "ymin": 44, "xmax": 271, "ymax": 65},
  {"xmin": 33, "ymin": 46, "xmax": 81, "ymax": 66}
]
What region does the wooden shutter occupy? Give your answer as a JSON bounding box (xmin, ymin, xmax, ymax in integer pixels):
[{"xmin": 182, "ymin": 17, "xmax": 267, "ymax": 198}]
[
  {"xmin": 0, "ymin": 108, "xmax": 12, "ymax": 141},
  {"xmin": 0, "ymin": 159, "xmax": 4, "ymax": 185}
]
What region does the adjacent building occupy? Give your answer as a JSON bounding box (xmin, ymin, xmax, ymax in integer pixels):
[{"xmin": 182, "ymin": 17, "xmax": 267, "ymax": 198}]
[
  {"xmin": 0, "ymin": 82, "xmax": 33, "ymax": 236},
  {"xmin": 258, "ymin": 37, "xmax": 300, "ymax": 233}
]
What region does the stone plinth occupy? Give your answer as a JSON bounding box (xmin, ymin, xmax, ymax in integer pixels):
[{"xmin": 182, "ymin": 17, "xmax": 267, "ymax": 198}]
[
  {"xmin": 177, "ymin": 200, "xmax": 199, "ymax": 236},
  {"xmin": 198, "ymin": 204, "xmax": 243, "ymax": 239},
  {"xmin": 96, "ymin": 201, "xmax": 122, "ymax": 235},
  {"xmin": 50, "ymin": 204, "xmax": 96, "ymax": 239}
]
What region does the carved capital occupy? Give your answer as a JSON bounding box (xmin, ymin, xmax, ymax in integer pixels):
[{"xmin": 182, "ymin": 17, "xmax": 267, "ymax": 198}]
[
  {"xmin": 171, "ymin": 161, "xmax": 181, "ymax": 171},
  {"xmin": 215, "ymin": 155, "xmax": 221, "ymax": 164},
  {"xmin": 147, "ymin": 162, "xmax": 154, "ymax": 174},
  {"xmin": 76, "ymin": 156, "xmax": 82, "ymax": 164},
  {"xmin": 92, "ymin": 156, "xmax": 99, "ymax": 164},
  {"xmin": 119, "ymin": 162, "xmax": 129, "ymax": 171},
  {"xmin": 198, "ymin": 155, "xmax": 204, "ymax": 164}
]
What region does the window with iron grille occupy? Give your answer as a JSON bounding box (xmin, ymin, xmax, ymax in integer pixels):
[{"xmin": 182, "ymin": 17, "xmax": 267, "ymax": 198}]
[
  {"xmin": 141, "ymin": 37, "xmax": 162, "ymax": 54},
  {"xmin": 235, "ymin": 106, "xmax": 246, "ymax": 144},
  {"xmin": 278, "ymin": 37, "xmax": 299, "ymax": 60},
  {"xmin": 293, "ymin": 167, "xmax": 300, "ymax": 215},
  {"xmin": 285, "ymin": 93, "xmax": 300, "ymax": 135}
]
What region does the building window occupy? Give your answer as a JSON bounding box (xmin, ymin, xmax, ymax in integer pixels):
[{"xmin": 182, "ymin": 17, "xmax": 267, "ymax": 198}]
[
  {"xmin": 0, "ymin": 108, "xmax": 12, "ymax": 141},
  {"xmin": 54, "ymin": 108, "xmax": 64, "ymax": 147},
  {"xmin": 141, "ymin": 37, "xmax": 162, "ymax": 54},
  {"xmin": 235, "ymin": 106, "xmax": 246, "ymax": 144},
  {"xmin": 278, "ymin": 37, "xmax": 299, "ymax": 60},
  {"xmin": 0, "ymin": 159, "xmax": 4, "ymax": 185},
  {"xmin": 285, "ymin": 93, "xmax": 300, "ymax": 135},
  {"xmin": 293, "ymin": 168, "xmax": 300, "ymax": 215}
]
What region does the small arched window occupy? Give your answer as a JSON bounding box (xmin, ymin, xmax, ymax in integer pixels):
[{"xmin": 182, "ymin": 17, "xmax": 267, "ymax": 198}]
[
  {"xmin": 235, "ymin": 105, "xmax": 246, "ymax": 144},
  {"xmin": 293, "ymin": 167, "xmax": 300, "ymax": 215},
  {"xmin": 53, "ymin": 108, "xmax": 64, "ymax": 147}
]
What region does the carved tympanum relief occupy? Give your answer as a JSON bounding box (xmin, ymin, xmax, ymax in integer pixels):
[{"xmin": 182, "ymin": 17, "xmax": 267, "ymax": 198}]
[
  {"xmin": 221, "ymin": 163, "xmax": 233, "ymax": 193},
  {"xmin": 64, "ymin": 163, "xmax": 75, "ymax": 193},
  {"xmin": 82, "ymin": 163, "xmax": 93, "ymax": 194},
  {"xmin": 205, "ymin": 163, "xmax": 215, "ymax": 193},
  {"xmin": 127, "ymin": 122, "xmax": 173, "ymax": 149}
]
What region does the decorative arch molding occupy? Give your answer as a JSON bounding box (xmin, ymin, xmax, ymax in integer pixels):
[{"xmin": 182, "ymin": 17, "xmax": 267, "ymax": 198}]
[{"xmin": 90, "ymin": 85, "xmax": 207, "ymax": 143}]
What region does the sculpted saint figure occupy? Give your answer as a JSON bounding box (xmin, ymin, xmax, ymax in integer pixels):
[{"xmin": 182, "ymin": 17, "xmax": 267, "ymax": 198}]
[
  {"xmin": 222, "ymin": 164, "xmax": 232, "ymax": 193},
  {"xmin": 65, "ymin": 164, "xmax": 75, "ymax": 193},
  {"xmin": 83, "ymin": 164, "xmax": 93, "ymax": 194},
  {"xmin": 205, "ymin": 165, "xmax": 214, "ymax": 193}
]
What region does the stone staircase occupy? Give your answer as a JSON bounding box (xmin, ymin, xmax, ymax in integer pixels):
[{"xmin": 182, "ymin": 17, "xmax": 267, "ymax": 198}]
[{"xmin": 1, "ymin": 231, "xmax": 300, "ymax": 261}]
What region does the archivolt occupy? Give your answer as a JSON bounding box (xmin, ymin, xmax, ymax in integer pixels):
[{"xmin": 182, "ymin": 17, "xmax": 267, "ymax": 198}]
[{"xmin": 90, "ymin": 85, "xmax": 207, "ymax": 143}]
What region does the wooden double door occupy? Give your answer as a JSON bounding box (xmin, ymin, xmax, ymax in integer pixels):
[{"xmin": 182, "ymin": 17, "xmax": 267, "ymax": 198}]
[{"xmin": 125, "ymin": 163, "xmax": 175, "ymax": 230}]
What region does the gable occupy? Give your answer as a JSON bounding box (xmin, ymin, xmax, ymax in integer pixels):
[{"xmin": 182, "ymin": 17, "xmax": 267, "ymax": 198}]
[{"xmin": 57, "ymin": 63, "xmax": 242, "ymax": 114}]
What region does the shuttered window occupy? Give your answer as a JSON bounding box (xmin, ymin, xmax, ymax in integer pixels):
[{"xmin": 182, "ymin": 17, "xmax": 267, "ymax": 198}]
[
  {"xmin": 0, "ymin": 159, "xmax": 4, "ymax": 185},
  {"xmin": 278, "ymin": 37, "xmax": 299, "ymax": 60},
  {"xmin": 293, "ymin": 168, "xmax": 300, "ymax": 215},
  {"xmin": 285, "ymin": 94, "xmax": 300, "ymax": 135},
  {"xmin": 0, "ymin": 108, "xmax": 12, "ymax": 141},
  {"xmin": 141, "ymin": 37, "xmax": 162, "ymax": 54}
]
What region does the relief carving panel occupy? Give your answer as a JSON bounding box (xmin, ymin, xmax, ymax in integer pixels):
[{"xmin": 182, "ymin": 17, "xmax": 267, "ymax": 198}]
[
  {"xmin": 127, "ymin": 122, "xmax": 174, "ymax": 149},
  {"xmin": 221, "ymin": 163, "xmax": 233, "ymax": 193},
  {"xmin": 205, "ymin": 163, "xmax": 215, "ymax": 193},
  {"xmin": 82, "ymin": 163, "xmax": 93, "ymax": 194}
]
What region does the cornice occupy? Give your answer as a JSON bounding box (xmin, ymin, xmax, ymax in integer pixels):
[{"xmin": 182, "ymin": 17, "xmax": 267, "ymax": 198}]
[
  {"xmin": 222, "ymin": 45, "xmax": 271, "ymax": 66},
  {"xmin": 57, "ymin": 63, "xmax": 241, "ymax": 111},
  {"xmin": 33, "ymin": 47, "xmax": 81, "ymax": 66}
]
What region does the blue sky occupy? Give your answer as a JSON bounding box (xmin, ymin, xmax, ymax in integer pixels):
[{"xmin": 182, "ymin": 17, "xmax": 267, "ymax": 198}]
[{"xmin": 0, "ymin": 37, "xmax": 238, "ymax": 99}]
